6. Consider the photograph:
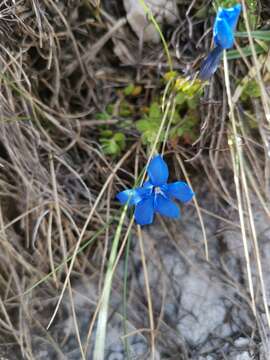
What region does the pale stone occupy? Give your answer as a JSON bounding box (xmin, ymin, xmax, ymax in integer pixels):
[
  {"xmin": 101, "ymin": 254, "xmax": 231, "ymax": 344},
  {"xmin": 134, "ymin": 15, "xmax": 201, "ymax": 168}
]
[{"xmin": 123, "ymin": 0, "xmax": 178, "ymax": 42}]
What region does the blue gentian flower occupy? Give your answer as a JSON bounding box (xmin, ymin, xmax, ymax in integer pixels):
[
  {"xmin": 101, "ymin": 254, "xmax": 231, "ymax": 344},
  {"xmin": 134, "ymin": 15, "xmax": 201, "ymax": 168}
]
[
  {"xmin": 116, "ymin": 155, "xmax": 194, "ymax": 225},
  {"xmin": 199, "ymin": 4, "xmax": 241, "ymax": 80}
]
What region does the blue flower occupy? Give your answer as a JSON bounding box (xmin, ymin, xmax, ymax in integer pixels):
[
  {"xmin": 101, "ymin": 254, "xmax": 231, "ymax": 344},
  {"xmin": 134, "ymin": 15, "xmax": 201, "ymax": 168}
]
[
  {"xmin": 213, "ymin": 4, "xmax": 242, "ymax": 49},
  {"xmin": 199, "ymin": 4, "xmax": 241, "ymax": 80},
  {"xmin": 116, "ymin": 155, "xmax": 194, "ymax": 225}
]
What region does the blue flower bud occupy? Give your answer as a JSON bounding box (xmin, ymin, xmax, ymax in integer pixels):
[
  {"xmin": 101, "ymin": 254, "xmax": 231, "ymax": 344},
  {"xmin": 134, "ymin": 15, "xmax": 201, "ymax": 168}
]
[{"xmin": 199, "ymin": 4, "xmax": 241, "ymax": 80}]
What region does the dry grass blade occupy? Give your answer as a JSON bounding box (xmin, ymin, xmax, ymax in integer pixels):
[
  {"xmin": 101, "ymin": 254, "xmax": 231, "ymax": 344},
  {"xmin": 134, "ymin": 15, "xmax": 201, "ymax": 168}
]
[
  {"xmin": 49, "ymin": 154, "xmax": 86, "ymax": 360},
  {"xmin": 137, "ymin": 226, "xmax": 156, "ymax": 360},
  {"xmin": 0, "ymin": 0, "xmax": 270, "ymax": 357},
  {"xmin": 223, "ymin": 52, "xmax": 256, "ymax": 316},
  {"xmin": 47, "ymin": 145, "xmax": 136, "ymax": 330},
  {"xmin": 175, "ymin": 154, "xmax": 209, "ymax": 261}
]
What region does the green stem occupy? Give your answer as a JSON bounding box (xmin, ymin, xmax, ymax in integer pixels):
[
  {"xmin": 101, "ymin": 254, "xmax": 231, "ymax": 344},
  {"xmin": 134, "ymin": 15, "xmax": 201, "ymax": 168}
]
[
  {"xmin": 122, "ymin": 232, "xmax": 132, "ymax": 359},
  {"xmin": 139, "ymin": 0, "xmax": 173, "ymax": 71},
  {"xmin": 93, "ymin": 205, "xmax": 128, "ymax": 360}
]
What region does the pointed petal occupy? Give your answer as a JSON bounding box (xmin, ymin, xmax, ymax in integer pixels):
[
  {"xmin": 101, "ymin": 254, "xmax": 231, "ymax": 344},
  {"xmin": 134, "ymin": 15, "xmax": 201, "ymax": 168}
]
[
  {"xmin": 116, "ymin": 187, "xmax": 148, "ymax": 206},
  {"xmin": 134, "ymin": 197, "xmax": 154, "ymax": 225},
  {"xmin": 143, "ymin": 181, "xmax": 153, "ymax": 189},
  {"xmin": 165, "ymin": 182, "xmax": 194, "ymax": 203},
  {"xmin": 199, "ymin": 45, "xmax": 223, "ymax": 81},
  {"xmin": 219, "ymin": 4, "xmax": 241, "ymax": 30},
  {"xmin": 214, "ymin": 17, "xmax": 234, "ymax": 49},
  {"xmin": 147, "ymin": 155, "xmax": 169, "ymax": 186},
  {"xmin": 213, "ymin": 5, "xmax": 241, "ymax": 49},
  {"xmin": 155, "ymin": 195, "xmax": 180, "ymax": 218}
]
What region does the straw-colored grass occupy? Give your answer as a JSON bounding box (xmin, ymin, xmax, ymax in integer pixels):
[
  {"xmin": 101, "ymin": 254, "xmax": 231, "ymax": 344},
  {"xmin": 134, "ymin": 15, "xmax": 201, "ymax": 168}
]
[{"xmin": 0, "ymin": 0, "xmax": 269, "ymax": 358}]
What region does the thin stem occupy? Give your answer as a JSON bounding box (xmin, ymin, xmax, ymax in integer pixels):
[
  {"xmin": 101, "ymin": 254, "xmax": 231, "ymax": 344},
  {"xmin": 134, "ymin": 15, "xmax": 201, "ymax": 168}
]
[
  {"xmin": 223, "ymin": 51, "xmax": 256, "ymax": 316},
  {"xmin": 137, "ymin": 226, "xmax": 155, "ymax": 360}
]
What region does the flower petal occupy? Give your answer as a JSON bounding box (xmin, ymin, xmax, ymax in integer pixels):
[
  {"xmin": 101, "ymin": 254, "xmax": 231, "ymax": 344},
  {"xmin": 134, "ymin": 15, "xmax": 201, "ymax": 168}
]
[
  {"xmin": 154, "ymin": 195, "xmax": 180, "ymax": 219},
  {"xmin": 213, "ymin": 5, "xmax": 241, "ymax": 50},
  {"xmin": 214, "ymin": 18, "xmax": 234, "ymax": 49},
  {"xmin": 199, "ymin": 45, "xmax": 223, "ymax": 81},
  {"xmin": 220, "ymin": 4, "xmax": 241, "ymax": 30},
  {"xmin": 165, "ymin": 182, "xmax": 194, "ymax": 203},
  {"xmin": 116, "ymin": 187, "xmax": 148, "ymax": 206},
  {"xmin": 134, "ymin": 197, "xmax": 154, "ymax": 225},
  {"xmin": 147, "ymin": 155, "xmax": 169, "ymax": 186},
  {"xmin": 143, "ymin": 181, "xmax": 153, "ymax": 189}
]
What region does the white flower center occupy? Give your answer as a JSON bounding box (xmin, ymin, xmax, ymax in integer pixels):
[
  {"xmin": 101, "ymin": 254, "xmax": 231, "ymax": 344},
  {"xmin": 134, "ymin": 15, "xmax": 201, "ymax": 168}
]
[{"xmin": 154, "ymin": 186, "xmax": 162, "ymax": 194}]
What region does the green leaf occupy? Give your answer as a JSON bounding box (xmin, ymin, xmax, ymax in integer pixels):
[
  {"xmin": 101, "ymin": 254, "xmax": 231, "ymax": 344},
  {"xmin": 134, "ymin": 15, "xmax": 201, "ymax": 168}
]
[
  {"xmin": 170, "ymin": 111, "xmax": 181, "ymax": 124},
  {"xmin": 149, "ymin": 102, "xmax": 161, "ymax": 119},
  {"xmin": 102, "ymin": 139, "xmax": 120, "ymax": 156},
  {"xmin": 96, "ymin": 112, "xmax": 111, "ymax": 121},
  {"xmin": 141, "ymin": 129, "xmax": 164, "ymax": 145},
  {"xmin": 136, "ymin": 119, "xmax": 152, "ymax": 132},
  {"xmin": 123, "ymin": 84, "xmax": 135, "ymax": 96},
  {"xmin": 114, "ymin": 133, "xmax": 126, "ymax": 150},
  {"xmin": 187, "ymin": 97, "xmax": 199, "ymax": 110},
  {"xmin": 163, "ymin": 71, "xmax": 178, "ymax": 82},
  {"xmin": 100, "ymin": 132, "xmax": 126, "ymax": 156},
  {"xmin": 175, "ymin": 93, "xmax": 186, "ymax": 105},
  {"xmin": 226, "ymin": 44, "xmax": 266, "ymax": 59},
  {"xmin": 235, "ymin": 31, "xmax": 270, "ymax": 41},
  {"xmin": 101, "ymin": 130, "xmax": 113, "ymax": 138}
]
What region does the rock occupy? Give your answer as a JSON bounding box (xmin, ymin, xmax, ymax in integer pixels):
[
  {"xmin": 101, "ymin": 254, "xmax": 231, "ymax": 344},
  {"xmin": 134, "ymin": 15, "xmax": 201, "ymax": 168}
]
[
  {"xmin": 235, "ymin": 352, "xmax": 252, "ymax": 360},
  {"xmin": 177, "ymin": 272, "xmax": 226, "ymax": 346},
  {"xmin": 234, "ymin": 337, "xmax": 250, "ymax": 348},
  {"xmin": 38, "ymin": 187, "xmax": 270, "ymax": 358},
  {"xmin": 123, "ymin": 0, "xmax": 178, "ymax": 42}
]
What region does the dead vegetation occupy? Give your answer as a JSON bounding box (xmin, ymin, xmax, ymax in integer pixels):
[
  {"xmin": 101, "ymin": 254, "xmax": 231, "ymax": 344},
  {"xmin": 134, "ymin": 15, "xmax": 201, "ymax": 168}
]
[{"xmin": 0, "ymin": 0, "xmax": 270, "ymax": 359}]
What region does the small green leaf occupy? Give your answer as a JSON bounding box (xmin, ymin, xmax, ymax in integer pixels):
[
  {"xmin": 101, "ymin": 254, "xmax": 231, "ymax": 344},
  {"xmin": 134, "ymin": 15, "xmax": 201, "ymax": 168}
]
[
  {"xmin": 136, "ymin": 119, "xmax": 152, "ymax": 132},
  {"xmin": 123, "ymin": 84, "xmax": 135, "ymax": 96},
  {"xmin": 99, "ymin": 132, "xmax": 126, "ymax": 157},
  {"xmin": 170, "ymin": 111, "xmax": 181, "ymax": 124},
  {"xmin": 175, "ymin": 93, "xmax": 186, "ymax": 105},
  {"xmin": 102, "ymin": 140, "xmax": 120, "ymax": 155},
  {"xmin": 141, "ymin": 129, "xmax": 164, "ymax": 145},
  {"xmin": 114, "ymin": 133, "xmax": 126, "ymax": 150},
  {"xmin": 96, "ymin": 112, "xmax": 111, "ymax": 121},
  {"xmin": 101, "ymin": 130, "xmax": 113, "ymax": 138},
  {"xmin": 149, "ymin": 102, "xmax": 161, "ymax": 119},
  {"xmin": 164, "ymin": 71, "xmax": 178, "ymax": 82},
  {"xmin": 187, "ymin": 97, "xmax": 199, "ymax": 110}
]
